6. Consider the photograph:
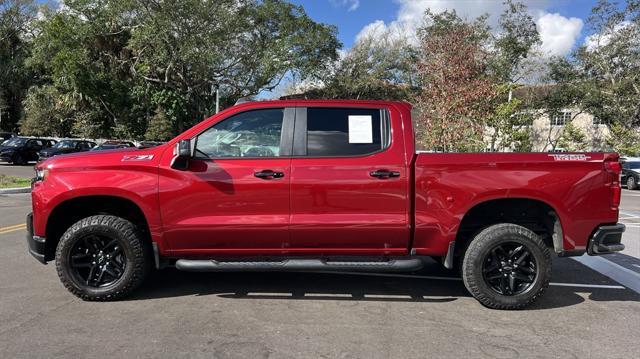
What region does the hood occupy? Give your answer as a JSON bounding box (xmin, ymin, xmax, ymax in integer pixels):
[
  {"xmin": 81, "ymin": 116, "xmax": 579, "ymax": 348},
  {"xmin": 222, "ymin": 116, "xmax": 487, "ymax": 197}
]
[
  {"xmin": 37, "ymin": 145, "xmax": 166, "ymax": 171},
  {"xmin": 0, "ymin": 145, "xmax": 16, "ymax": 154}
]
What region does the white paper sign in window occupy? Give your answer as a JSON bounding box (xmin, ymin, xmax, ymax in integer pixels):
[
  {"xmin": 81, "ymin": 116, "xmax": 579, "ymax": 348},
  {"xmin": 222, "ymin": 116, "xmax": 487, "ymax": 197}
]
[{"xmin": 348, "ymin": 115, "xmax": 373, "ymax": 143}]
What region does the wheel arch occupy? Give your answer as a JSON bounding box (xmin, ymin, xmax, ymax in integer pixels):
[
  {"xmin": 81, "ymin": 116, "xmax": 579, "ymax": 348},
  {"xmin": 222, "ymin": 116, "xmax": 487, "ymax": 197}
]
[
  {"xmin": 44, "ymin": 195, "xmax": 152, "ymax": 262},
  {"xmin": 455, "ymin": 197, "xmax": 563, "ymax": 257}
]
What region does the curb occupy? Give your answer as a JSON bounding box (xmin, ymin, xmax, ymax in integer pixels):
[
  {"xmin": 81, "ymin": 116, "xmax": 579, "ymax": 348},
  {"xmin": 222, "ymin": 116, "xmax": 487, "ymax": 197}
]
[{"xmin": 0, "ymin": 187, "xmax": 31, "ymax": 194}]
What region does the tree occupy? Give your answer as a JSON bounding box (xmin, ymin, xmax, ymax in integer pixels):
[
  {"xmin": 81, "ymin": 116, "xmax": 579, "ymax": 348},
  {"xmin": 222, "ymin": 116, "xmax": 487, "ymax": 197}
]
[
  {"xmin": 0, "ymin": 0, "xmax": 37, "ymax": 132},
  {"xmin": 544, "ymin": 0, "xmax": 640, "ymax": 155},
  {"xmin": 20, "ymin": 85, "xmax": 77, "ymax": 136},
  {"xmin": 413, "ymin": 10, "xmax": 496, "ymax": 152},
  {"xmin": 144, "ymin": 107, "xmax": 173, "ymax": 141},
  {"xmin": 485, "ymin": 0, "xmax": 541, "ymax": 152},
  {"xmin": 22, "ymin": 0, "xmax": 340, "ymax": 138},
  {"xmin": 126, "ymin": 0, "xmax": 340, "ymax": 132},
  {"xmin": 289, "ymin": 27, "xmax": 417, "ymax": 100},
  {"xmin": 558, "ymin": 122, "xmax": 588, "ymax": 151}
]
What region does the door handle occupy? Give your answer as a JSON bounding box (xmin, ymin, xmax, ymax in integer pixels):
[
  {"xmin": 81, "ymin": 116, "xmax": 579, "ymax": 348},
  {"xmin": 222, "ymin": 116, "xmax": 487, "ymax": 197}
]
[
  {"xmin": 254, "ymin": 169, "xmax": 284, "ymax": 179},
  {"xmin": 370, "ymin": 169, "xmax": 400, "ymax": 179}
]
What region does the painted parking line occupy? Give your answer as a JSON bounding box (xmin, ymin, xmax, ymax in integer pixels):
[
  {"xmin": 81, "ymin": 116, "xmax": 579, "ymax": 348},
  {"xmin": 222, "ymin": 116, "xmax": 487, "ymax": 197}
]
[
  {"xmin": 572, "ymin": 255, "xmax": 640, "ymax": 294},
  {"xmin": 0, "ymin": 223, "xmax": 26, "ymax": 235},
  {"xmin": 311, "ymin": 271, "xmax": 626, "ymax": 290}
]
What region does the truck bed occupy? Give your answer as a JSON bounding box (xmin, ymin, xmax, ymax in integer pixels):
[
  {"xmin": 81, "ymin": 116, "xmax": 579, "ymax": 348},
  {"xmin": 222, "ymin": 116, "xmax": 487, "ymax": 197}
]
[{"xmin": 412, "ymin": 152, "xmax": 620, "ymax": 255}]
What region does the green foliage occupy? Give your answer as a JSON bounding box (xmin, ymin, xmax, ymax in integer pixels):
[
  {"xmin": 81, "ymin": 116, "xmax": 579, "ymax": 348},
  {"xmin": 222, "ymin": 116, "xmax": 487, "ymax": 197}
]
[
  {"xmin": 18, "ymin": 0, "xmax": 340, "ymax": 139},
  {"xmin": 21, "ymin": 85, "xmax": 76, "ymax": 136},
  {"xmin": 606, "ymin": 123, "xmax": 640, "ymax": 156},
  {"xmin": 558, "ymin": 122, "xmax": 587, "ymax": 152},
  {"xmin": 486, "ymin": 84, "xmax": 534, "ymax": 151},
  {"xmin": 145, "ymin": 107, "xmax": 173, "ymax": 141},
  {"xmin": 413, "ymin": 10, "xmax": 496, "ymax": 152},
  {"xmin": 0, "ymin": 0, "xmax": 37, "ymax": 132},
  {"xmin": 490, "ymin": 0, "xmax": 541, "ymax": 83},
  {"xmin": 543, "ymin": 0, "xmax": 640, "ymax": 153},
  {"xmin": 289, "ymin": 28, "xmax": 417, "ymax": 100}
]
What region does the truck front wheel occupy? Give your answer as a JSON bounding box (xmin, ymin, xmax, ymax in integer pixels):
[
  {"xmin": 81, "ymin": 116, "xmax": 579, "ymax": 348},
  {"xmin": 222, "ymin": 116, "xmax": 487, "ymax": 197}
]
[
  {"xmin": 55, "ymin": 215, "xmax": 151, "ymax": 301},
  {"xmin": 461, "ymin": 223, "xmax": 552, "ymax": 310}
]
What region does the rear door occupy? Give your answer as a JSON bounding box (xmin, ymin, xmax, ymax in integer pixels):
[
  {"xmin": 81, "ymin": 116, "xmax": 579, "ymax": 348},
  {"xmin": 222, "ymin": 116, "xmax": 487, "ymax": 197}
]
[{"xmin": 288, "ymin": 106, "xmax": 410, "ymax": 254}]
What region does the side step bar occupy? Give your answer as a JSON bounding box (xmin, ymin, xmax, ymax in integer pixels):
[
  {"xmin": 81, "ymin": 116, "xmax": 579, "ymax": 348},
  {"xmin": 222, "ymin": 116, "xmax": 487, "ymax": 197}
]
[{"xmin": 175, "ymin": 258, "xmax": 424, "ymax": 273}]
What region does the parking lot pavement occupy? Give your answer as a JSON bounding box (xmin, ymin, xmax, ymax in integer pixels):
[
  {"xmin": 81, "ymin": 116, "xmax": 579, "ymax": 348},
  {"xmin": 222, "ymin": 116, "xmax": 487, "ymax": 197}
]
[
  {"xmin": 0, "ymin": 163, "xmax": 34, "ymax": 179},
  {"xmin": 1, "ymin": 193, "xmax": 640, "ymax": 358}
]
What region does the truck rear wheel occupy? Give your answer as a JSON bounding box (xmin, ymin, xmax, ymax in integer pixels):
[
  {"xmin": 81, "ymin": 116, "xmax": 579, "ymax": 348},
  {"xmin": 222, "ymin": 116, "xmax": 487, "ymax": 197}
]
[
  {"xmin": 461, "ymin": 223, "xmax": 551, "ymax": 310},
  {"xmin": 55, "ymin": 215, "xmax": 150, "ymax": 301}
]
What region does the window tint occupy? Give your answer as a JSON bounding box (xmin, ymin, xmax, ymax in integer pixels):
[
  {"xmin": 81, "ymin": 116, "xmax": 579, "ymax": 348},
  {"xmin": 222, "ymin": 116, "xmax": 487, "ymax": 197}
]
[
  {"xmin": 628, "ymin": 162, "xmax": 640, "ymax": 169},
  {"xmin": 196, "ymin": 108, "xmax": 284, "ymax": 158},
  {"xmin": 307, "ymin": 108, "xmax": 383, "ymax": 156}
]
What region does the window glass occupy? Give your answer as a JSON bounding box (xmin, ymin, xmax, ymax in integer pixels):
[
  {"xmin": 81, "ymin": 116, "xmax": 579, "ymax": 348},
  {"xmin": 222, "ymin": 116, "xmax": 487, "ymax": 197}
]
[
  {"xmin": 54, "ymin": 140, "xmax": 76, "ymax": 149},
  {"xmin": 196, "ymin": 108, "xmax": 283, "ymax": 158},
  {"xmin": 551, "ymin": 111, "xmax": 571, "ymax": 126},
  {"xmin": 628, "ymin": 162, "xmax": 640, "ymax": 169},
  {"xmin": 307, "ymin": 108, "xmax": 383, "ymax": 156}
]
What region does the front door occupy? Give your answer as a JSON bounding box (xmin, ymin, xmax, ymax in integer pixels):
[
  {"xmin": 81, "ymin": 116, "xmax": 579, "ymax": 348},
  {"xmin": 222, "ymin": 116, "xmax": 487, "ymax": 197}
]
[
  {"xmin": 159, "ymin": 107, "xmax": 293, "ymax": 255},
  {"xmin": 288, "ymin": 106, "xmax": 410, "ymax": 255}
]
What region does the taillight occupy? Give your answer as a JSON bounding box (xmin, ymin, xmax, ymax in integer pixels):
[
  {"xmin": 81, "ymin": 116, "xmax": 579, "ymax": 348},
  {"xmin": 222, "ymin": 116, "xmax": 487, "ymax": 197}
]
[{"xmin": 604, "ymin": 159, "xmax": 621, "ymax": 208}]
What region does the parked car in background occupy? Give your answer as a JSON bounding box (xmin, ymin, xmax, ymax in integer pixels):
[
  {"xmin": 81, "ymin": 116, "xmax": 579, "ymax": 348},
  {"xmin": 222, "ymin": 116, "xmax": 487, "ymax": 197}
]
[
  {"xmin": 0, "ymin": 137, "xmax": 57, "ymax": 165},
  {"xmin": 90, "ymin": 140, "xmax": 136, "ymax": 151},
  {"xmin": 137, "ymin": 141, "xmax": 165, "ymax": 149},
  {"xmin": 621, "ymin": 157, "xmax": 640, "ymax": 190},
  {"xmin": 38, "ymin": 139, "xmax": 96, "ymax": 160},
  {"xmin": 1, "ymin": 132, "xmax": 15, "ymax": 143}
]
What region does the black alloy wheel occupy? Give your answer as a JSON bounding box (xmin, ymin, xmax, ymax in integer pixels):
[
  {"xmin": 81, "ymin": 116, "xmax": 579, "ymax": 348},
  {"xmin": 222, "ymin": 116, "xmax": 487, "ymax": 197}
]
[
  {"xmin": 69, "ymin": 235, "xmax": 126, "ymax": 287},
  {"xmin": 482, "ymin": 242, "xmax": 537, "ymax": 296},
  {"xmin": 56, "ymin": 215, "xmax": 151, "ymax": 301}
]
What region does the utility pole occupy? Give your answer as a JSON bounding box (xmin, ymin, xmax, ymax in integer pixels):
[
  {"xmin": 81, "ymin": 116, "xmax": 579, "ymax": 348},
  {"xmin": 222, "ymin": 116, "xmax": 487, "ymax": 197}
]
[{"xmin": 211, "ymin": 83, "xmax": 220, "ymax": 114}]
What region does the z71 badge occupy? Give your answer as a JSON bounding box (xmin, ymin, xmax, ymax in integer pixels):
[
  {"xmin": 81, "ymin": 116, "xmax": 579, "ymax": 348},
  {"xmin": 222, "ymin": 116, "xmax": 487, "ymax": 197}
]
[{"xmin": 121, "ymin": 154, "xmax": 154, "ymax": 162}]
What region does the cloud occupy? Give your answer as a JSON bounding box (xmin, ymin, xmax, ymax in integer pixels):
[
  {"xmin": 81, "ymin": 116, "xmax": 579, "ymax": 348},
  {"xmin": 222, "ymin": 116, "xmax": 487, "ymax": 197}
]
[
  {"xmin": 536, "ymin": 12, "xmax": 583, "ymax": 57},
  {"xmin": 354, "ymin": 0, "xmax": 584, "ymax": 58},
  {"xmin": 584, "ymin": 21, "xmax": 630, "ymax": 51},
  {"xmin": 330, "ymin": 0, "xmax": 360, "ymax": 12}
]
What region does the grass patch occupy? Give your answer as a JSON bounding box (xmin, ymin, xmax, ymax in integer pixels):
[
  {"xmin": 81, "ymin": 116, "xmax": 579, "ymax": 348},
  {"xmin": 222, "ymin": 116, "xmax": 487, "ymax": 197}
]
[{"xmin": 0, "ymin": 174, "xmax": 31, "ymax": 189}]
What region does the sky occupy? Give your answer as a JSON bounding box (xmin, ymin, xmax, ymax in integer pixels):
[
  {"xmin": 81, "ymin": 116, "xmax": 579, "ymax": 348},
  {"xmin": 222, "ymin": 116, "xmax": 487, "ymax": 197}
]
[{"xmin": 289, "ymin": 0, "xmax": 605, "ymax": 58}]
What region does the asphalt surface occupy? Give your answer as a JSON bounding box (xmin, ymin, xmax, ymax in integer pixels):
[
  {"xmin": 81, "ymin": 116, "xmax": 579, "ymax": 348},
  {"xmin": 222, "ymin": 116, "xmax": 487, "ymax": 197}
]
[
  {"xmin": 0, "ymin": 162, "xmax": 34, "ymax": 179},
  {"xmin": 1, "ymin": 189, "xmax": 639, "ymax": 358}
]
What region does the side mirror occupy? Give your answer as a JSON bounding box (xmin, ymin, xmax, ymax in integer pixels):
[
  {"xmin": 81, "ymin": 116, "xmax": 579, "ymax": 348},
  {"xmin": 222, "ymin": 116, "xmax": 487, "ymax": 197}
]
[{"xmin": 170, "ymin": 139, "xmax": 194, "ymax": 170}]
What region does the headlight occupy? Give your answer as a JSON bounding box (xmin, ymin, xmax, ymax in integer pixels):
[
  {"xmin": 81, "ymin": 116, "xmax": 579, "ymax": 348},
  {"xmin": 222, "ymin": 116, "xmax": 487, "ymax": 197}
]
[{"xmin": 34, "ymin": 168, "xmax": 49, "ymax": 182}]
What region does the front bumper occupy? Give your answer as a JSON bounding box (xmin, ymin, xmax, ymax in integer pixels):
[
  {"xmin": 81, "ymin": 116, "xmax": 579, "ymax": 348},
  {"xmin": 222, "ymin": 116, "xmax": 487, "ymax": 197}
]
[
  {"xmin": 26, "ymin": 213, "xmax": 47, "ymax": 264},
  {"xmin": 587, "ymin": 223, "xmax": 625, "ymax": 255}
]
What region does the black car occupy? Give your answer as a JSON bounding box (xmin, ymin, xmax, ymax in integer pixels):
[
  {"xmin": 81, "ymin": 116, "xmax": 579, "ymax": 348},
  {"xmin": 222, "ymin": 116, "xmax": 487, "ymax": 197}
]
[
  {"xmin": 622, "ymin": 158, "xmax": 640, "ymax": 190},
  {"xmin": 90, "ymin": 141, "xmax": 136, "ymax": 151},
  {"xmin": 0, "ymin": 132, "xmax": 15, "ymax": 142},
  {"xmin": 0, "ymin": 137, "xmax": 57, "ymax": 165},
  {"xmin": 38, "ymin": 139, "xmax": 96, "ymax": 160}
]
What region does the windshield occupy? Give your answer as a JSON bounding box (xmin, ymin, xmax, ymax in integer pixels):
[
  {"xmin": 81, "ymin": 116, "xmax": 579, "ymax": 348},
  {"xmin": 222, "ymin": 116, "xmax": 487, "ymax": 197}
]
[
  {"xmin": 2, "ymin": 137, "xmax": 27, "ymax": 147},
  {"xmin": 53, "ymin": 140, "xmax": 77, "ymax": 149}
]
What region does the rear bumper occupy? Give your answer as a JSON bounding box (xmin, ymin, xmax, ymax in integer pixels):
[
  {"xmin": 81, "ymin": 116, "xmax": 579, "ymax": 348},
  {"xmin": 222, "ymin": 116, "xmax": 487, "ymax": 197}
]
[
  {"xmin": 26, "ymin": 212, "xmax": 47, "ymax": 264},
  {"xmin": 587, "ymin": 223, "xmax": 625, "ymax": 255}
]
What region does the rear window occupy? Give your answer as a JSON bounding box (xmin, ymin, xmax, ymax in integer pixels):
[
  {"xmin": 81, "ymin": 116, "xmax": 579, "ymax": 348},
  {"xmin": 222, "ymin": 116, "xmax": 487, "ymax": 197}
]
[{"xmin": 306, "ymin": 108, "xmax": 384, "ymax": 156}]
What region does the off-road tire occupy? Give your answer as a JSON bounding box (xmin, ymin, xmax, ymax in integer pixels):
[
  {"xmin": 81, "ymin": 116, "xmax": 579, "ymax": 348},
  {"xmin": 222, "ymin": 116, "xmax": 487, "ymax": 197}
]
[
  {"xmin": 461, "ymin": 223, "xmax": 552, "ymax": 310},
  {"xmin": 55, "ymin": 215, "xmax": 151, "ymax": 301}
]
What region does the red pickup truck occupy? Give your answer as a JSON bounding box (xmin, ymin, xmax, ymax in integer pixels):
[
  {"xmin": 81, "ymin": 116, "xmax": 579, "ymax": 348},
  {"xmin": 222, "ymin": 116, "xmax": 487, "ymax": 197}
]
[{"xmin": 27, "ymin": 100, "xmax": 625, "ymax": 309}]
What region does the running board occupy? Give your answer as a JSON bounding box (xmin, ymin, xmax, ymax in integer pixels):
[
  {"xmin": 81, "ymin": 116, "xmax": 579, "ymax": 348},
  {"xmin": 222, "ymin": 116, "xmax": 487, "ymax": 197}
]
[{"xmin": 175, "ymin": 258, "xmax": 424, "ymax": 273}]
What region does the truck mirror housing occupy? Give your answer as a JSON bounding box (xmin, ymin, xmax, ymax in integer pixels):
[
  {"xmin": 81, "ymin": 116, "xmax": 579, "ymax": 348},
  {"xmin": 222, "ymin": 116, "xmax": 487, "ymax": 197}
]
[{"xmin": 171, "ymin": 139, "xmax": 193, "ymax": 170}]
